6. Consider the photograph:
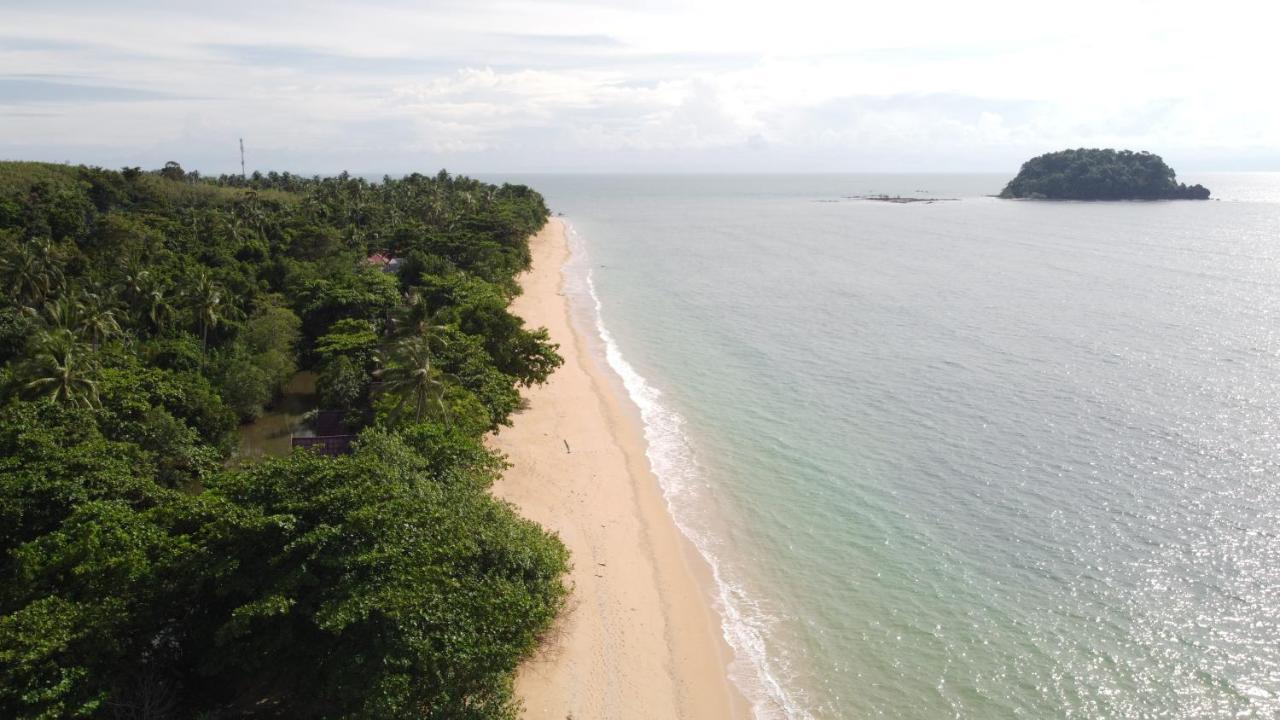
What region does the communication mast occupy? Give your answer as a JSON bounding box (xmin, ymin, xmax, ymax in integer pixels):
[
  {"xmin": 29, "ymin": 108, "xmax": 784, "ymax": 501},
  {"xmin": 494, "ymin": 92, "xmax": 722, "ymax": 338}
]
[{"xmin": 239, "ymin": 138, "xmax": 246, "ymax": 179}]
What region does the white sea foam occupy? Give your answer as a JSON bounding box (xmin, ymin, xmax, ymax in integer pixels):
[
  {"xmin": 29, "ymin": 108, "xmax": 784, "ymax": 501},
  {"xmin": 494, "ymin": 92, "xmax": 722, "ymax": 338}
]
[{"xmin": 563, "ymin": 221, "xmax": 815, "ymax": 720}]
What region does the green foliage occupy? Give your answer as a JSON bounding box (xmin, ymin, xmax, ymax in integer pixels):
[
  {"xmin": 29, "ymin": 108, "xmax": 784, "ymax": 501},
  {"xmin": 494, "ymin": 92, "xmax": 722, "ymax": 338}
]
[
  {"xmin": 14, "ymin": 330, "xmax": 100, "ymax": 409},
  {"xmin": 317, "ymin": 354, "xmax": 370, "ymax": 427},
  {"xmin": 0, "ymin": 499, "xmax": 187, "ymax": 719},
  {"xmin": 381, "ymin": 335, "xmax": 453, "ymax": 425},
  {"xmin": 209, "ymin": 300, "xmax": 301, "ymax": 422},
  {"xmin": 0, "ymin": 427, "xmax": 567, "ymax": 719},
  {"xmin": 0, "ymin": 306, "xmax": 34, "ymax": 365},
  {"xmin": 243, "ymin": 304, "xmax": 301, "ymax": 388},
  {"xmin": 218, "ymin": 358, "xmax": 273, "ymax": 421},
  {"xmin": 184, "ymin": 270, "xmax": 240, "ymax": 351},
  {"xmin": 141, "ymin": 336, "xmax": 204, "ymax": 373},
  {"xmin": 0, "ymin": 162, "xmax": 82, "ymax": 198},
  {"xmin": 286, "ymin": 223, "xmax": 342, "ymax": 261},
  {"xmin": 193, "ymin": 430, "xmax": 567, "ymax": 718},
  {"xmin": 133, "ymin": 407, "xmax": 221, "ymax": 489},
  {"xmin": 241, "ymin": 299, "xmax": 301, "ymax": 360},
  {"xmin": 96, "ymin": 362, "xmax": 237, "ymax": 451},
  {"xmin": 0, "ymin": 235, "xmax": 66, "ymax": 308},
  {"xmin": 418, "ymin": 273, "xmax": 563, "ymax": 387},
  {"xmin": 0, "ymin": 160, "xmax": 565, "ymax": 719},
  {"xmin": 434, "ymin": 327, "xmax": 524, "ymax": 429},
  {"xmin": 315, "ymin": 317, "xmax": 379, "ymax": 361},
  {"xmin": 295, "ymin": 265, "xmax": 400, "ymax": 344},
  {"xmin": 0, "ymin": 400, "xmax": 162, "ymax": 556},
  {"xmin": 1000, "ymin": 148, "xmax": 1211, "ymax": 200},
  {"xmin": 0, "ymin": 595, "xmax": 105, "ymax": 719},
  {"xmin": 311, "ymin": 311, "xmax": 381, "ymax": 429}
]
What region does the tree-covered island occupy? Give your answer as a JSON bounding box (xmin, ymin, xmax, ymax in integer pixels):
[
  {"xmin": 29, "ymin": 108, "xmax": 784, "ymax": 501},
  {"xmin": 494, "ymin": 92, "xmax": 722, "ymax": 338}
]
[
  {"xmin": 999, "ymin": 148, "xmax": 1211, "ymax": 200},
  {"xmin": 0, "ymin": 161, "xmax": 569, "ymax": 719}
]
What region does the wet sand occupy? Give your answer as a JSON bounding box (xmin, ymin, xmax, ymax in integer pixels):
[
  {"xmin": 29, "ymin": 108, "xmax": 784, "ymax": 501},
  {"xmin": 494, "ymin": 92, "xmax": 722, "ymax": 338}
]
[{"xmin": 490, "ymin": 219, "xmax": 745, "ymax": 719}]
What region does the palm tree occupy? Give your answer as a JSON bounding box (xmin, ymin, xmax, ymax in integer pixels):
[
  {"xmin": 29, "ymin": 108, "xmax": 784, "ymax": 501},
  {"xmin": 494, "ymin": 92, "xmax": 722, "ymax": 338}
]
[
  {"xmin": 116, "ymin": 257, "xmax": 152, "ymax": 316},
  {"xmin": 25, "ymin": 294, "xmax": 81, "ymax": 333},
  {"xmin": 145, "ymin": 286, "xmax": 175, "ymax": 334},
  {"xmin": 387, "ymin": 290, "xmax": 449, "ymax": 342},
  {"xmin": 0, "ymin": 237, "xmax": 63, "ymax": 306},
  {"xmin": 24, "ymin": 290, "xmax": 122, "ymax": 350},
  {"xmin": 76, "ymin": 292, "xmax": 122, "ymax": 350},
  {"xmin": 186, "ymin": 272, "xmax": 235, "ymax": 352},
  {"xmin": 119, "ymin": 260, "xmax": 175, "ymax": 335},
  {"xmin": 380, "ymin": 335, "xmax": 452, "ymax": 425},
  {"xmin": 20, "ymin": 329, "xmax": 100, "ymax": 408},
  {"xmin": 237, "ymin": 190, "xmax": 269, "ymax": 243}
]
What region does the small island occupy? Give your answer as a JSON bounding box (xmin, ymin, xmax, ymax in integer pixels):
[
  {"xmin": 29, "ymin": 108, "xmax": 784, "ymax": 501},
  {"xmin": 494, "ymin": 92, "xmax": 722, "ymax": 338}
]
[{"xmin": 1000, "ymin": 148, "xmax": 1210, "ymax": 200}]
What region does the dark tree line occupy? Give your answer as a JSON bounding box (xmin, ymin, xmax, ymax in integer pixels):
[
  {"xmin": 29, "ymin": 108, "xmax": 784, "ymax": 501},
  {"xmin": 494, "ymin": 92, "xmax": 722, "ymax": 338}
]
[{"xmin": 0, "ymin": 161, "xmax": 568, "ymax": 718}]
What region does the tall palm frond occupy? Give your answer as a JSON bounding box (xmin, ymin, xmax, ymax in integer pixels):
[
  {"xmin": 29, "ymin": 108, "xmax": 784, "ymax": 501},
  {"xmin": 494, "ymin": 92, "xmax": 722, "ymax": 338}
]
[
  {"xmin": 380, "ymin": 335, "xmax": 454, "ymax": 426},
  {"xmin": 146, "ymin": 286, "xmax": 175, "ymax": 333},
  {"xmin": 20, "ymin": 329, "xmax": 100, "ymax": 408},
  {"xmin": 387, "ymin": 291, "xmax": 450, "ymax": 342},
  {"xmin": 76, "ymin": 292, "xmax": 122, "ymax": 349},
  {"xmin": 0, "ymin": 237, "xmax": 64, "ymax": 306},
  {"xmin": 186, "ymin": 272, "xmax": 239, "ymax": 352},
  {"xmin": 23, "ymin": 294, "xmax": 81, "ymax": 332}
]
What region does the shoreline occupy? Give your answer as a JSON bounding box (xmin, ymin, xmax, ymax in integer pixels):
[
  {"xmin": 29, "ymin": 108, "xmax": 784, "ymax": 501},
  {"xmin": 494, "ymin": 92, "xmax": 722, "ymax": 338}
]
[{"xmin": 490, "ymin": 219, "xmax": 747, "ymax": 719}]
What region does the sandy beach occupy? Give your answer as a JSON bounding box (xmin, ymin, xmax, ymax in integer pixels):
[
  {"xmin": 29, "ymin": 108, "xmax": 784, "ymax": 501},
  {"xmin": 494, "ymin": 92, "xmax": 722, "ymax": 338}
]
[{"xmin": 489, "ymin": 219, "xmax": 745, "ymax": 719}]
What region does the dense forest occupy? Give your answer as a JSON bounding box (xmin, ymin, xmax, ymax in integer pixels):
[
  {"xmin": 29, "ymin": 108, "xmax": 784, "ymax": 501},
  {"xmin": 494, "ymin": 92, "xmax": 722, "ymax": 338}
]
[
  {"xmin": 0, "ymin": 161, "xmax": 568, "ymax": 718},
  {"xmin": 999, "ymin": 148, "xmax": 1211, "ymax": 200}
]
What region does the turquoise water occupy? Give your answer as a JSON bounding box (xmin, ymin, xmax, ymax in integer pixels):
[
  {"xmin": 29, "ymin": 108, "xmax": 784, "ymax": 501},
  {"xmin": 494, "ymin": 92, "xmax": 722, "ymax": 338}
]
[{"xmin": 496, "ymin": 173, "xmax": 1280, "ymax": 719}]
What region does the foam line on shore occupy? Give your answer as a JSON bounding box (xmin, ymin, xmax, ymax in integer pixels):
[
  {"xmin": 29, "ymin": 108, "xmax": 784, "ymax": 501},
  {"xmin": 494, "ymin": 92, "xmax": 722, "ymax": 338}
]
[
  {"xmin": 565, "ymin": 221, "xmax": 814, "ymax": 720},
  {"xmin": 492, "ymin": 219, "xmax": 742, "ymax": 719}
]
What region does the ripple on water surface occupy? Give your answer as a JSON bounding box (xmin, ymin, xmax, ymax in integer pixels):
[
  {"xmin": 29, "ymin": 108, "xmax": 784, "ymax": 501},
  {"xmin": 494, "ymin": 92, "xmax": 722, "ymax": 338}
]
[{"xmin": 537, "ymin": 174, "xmax": 1280, "ymax": 719}]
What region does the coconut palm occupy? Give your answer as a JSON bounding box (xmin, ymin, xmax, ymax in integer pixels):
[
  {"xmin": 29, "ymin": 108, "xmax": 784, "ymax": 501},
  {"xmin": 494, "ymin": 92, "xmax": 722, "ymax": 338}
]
[
  {"xmin": 24, "ymin": 290, "xmax": 122, "ymax": 350},
  {"xmin": 388, "ymin": 290, "xmax": 449, "ymax": 342},
  {"xmin": 116, "ymin": 257, "xmax": 152, "ymax": 315},
  {"xmin": 380, "ymin": 335, "xmax": 453, "ymax": 425},
  {"xmin": 76, "ymin": 292, "xmax": 122, "ymax": 350},
  {"xmin": 237, "ymin": 190, "xmax": 269, "ymax": 242},
  {"xmin": 20, "ymin": 329, "xmax": 100, "ymax": 408},
  {"xmin": 0, "ymin": 237, "xmax": 63, "ymax": 306},
  {"xmin": 145, "ymin": 286, "xmax": 175, "ymax": 333},
  {"xmin": 186, "ymin": 272, "xmax": 236, "ymax": 352},
  {"xmin": 24, "ymin": 294, "xmax": 81, "ymax": 333}
]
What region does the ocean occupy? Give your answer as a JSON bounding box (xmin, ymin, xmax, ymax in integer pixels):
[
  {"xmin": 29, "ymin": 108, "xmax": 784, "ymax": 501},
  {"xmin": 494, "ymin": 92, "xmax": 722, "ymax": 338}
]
[{"xmin": 490, "ymin": 173, "xmax": 1280, "ymax": 719}]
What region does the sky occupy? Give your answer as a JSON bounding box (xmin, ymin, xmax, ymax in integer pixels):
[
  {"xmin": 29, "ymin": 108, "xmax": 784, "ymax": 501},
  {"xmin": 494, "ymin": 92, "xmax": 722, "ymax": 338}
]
[{"xmin": 1, "ymin": 0, "xmax": 1277, "ymax": 175}]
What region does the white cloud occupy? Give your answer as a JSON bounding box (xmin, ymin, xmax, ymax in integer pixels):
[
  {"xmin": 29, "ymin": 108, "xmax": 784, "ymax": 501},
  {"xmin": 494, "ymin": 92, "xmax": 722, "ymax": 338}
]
[{"xmin": 0, "ymin": 0, "xmax": 1277, "ymax": 172}]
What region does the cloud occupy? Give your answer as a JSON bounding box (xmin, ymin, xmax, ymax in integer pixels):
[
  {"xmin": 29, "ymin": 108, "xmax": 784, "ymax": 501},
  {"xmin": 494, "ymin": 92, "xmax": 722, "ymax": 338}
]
[
  {"xmin": 0, "ymin": 36, "xmax": 97, "ymax": 52},
  {"xmin": 0, "ymin": 0, "xmax": 1276, "ymax": 172},
  {"xmin": 494, "ymin": 33, "xmax": 625, "ymax": 47},
  {"xmin": 205, "ymin": 44, "xmax": 458, "ymax": 75},
  {"xmin": 0, "ymin": 78, "xmax": 185, "ymax": 103}
]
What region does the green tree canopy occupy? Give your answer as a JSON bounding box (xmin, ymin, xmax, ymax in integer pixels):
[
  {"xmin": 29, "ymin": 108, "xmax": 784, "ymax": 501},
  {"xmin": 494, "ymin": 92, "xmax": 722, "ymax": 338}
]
[
  {"xmin": 1000, "ymin": 148, "xmax": 1211, "ymax": 200},
  {"xmin": 0, "ymin": 160, "xmax": 566, "ymax": 719}
]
